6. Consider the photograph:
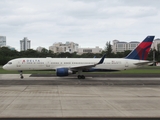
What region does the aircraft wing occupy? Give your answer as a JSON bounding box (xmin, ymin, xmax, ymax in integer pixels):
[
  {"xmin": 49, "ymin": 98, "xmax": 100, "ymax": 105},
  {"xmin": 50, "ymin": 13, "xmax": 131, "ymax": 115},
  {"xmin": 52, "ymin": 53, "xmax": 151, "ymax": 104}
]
[
  {"xmin": 70, "ymin": 64, "xmax": 97, "ymax": 71},
  {"xmin": 56, "ymin": 54, "xmax": 106, "ymax": 71}
]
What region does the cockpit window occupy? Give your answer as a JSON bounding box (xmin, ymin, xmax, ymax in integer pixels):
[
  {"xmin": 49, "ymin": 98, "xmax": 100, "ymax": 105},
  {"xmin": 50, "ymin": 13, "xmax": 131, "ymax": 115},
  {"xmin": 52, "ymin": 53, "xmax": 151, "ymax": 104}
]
[{"xmin": 8, "ymin": 62, "xmax": 12, "ymax": 65}]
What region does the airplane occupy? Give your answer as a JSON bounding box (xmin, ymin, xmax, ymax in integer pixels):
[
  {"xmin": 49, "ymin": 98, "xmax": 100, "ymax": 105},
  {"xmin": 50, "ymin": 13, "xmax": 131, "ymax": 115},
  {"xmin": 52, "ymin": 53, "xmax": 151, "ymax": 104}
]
[{"xmin": 3, "ymin": 36, "xmax": 154, "ymax": 79}]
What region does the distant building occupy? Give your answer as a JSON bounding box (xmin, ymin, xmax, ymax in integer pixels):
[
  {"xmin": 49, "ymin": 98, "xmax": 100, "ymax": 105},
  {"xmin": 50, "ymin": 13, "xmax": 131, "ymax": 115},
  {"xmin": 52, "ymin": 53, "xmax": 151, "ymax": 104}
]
[
  {"xmin": 49, "ymin": 41, "xmax": 79, "ymax": 53},
  {"xmin": 36, "ymin": 46, "xmax": 45, "ymax": 52},
  {"xmin": 151, "ymin": 38, "xmax": 160, "ymax": 51},
  {"xmin": 0, "ymin": 36, "xmax": 6, "ymax": 47},
  {"xmin": 112, "ymin": 40, "xmax": 140, "ymax": 53},
  {"xmin": 20, "ymin": 37, "xmax": 31, "ymax": 51},
  {"xmin": 77, "ymin": 46, "xmax": 102, "ymax": 55}
]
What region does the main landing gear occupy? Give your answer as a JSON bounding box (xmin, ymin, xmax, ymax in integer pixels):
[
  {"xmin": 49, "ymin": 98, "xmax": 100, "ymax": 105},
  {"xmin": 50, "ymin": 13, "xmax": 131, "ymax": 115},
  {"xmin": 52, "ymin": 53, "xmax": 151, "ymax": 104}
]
[
  {"xmin": 19, "ymin": 71, "xmax": 24, "ymax": 79},
  {"xmin": 77, "ymin": 75, "xmax": 85, "ymax": 79},
  {"xmin": 77, "ymin": 70, "xmax": 85, "ymax": 79}
]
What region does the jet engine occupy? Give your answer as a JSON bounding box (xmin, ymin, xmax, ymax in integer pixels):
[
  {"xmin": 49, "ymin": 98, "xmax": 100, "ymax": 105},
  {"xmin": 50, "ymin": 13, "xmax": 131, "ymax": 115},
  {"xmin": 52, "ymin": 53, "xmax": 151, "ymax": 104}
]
[{"xmin": 56, "ymin": 68, "xmax": 75, "ymax": 76}]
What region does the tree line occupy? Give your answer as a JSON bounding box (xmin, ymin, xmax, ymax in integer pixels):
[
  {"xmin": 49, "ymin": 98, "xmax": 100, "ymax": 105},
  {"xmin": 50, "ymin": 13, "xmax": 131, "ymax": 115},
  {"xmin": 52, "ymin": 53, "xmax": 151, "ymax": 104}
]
[{"xmin": 0, "ymin": 42, "xmax": 158, "ymax": 65}]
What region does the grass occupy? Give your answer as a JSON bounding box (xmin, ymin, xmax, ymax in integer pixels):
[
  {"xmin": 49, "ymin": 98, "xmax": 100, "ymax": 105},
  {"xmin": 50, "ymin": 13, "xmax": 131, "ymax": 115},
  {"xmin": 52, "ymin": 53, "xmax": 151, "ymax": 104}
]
[
  {"xmin": 0, "ymin": 66, "xmax": 55, "ymax": 74},
  {"xmin": 116, "ymin": 68, "xmax": 160, "ymax": 74},
  {"xmin": 1, "ymin": 66, "xmax": 160, "ymax": 74}
]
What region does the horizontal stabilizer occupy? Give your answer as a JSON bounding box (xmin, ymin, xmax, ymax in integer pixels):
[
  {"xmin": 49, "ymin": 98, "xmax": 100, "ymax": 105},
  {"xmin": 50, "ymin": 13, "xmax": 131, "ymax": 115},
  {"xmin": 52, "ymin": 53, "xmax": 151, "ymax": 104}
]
[{"xmin": 134, "ymin": 61, "xmax": 153, "ymax": 66}]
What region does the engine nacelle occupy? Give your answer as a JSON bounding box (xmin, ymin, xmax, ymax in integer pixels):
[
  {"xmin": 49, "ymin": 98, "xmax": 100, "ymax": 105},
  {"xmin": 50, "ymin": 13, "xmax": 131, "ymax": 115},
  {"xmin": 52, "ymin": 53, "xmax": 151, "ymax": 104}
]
[{"xmin": 56, "ymin": 68, "xmax": 73, "ymax": 76}]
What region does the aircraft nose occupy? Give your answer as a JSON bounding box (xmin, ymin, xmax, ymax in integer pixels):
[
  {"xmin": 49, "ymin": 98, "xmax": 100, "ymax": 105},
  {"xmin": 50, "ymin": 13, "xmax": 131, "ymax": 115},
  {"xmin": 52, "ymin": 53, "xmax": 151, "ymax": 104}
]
[{"xmin": 2, "ymin": 65, "xmax": 7, "ymax": 70}]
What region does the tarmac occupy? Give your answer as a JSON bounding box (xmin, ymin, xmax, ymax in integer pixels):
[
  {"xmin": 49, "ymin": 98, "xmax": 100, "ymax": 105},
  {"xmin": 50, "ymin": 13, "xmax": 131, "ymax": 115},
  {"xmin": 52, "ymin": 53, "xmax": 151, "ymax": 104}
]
[{"xmin": 0, "ymin": 74, "xmax": 160, "ymax": 119}]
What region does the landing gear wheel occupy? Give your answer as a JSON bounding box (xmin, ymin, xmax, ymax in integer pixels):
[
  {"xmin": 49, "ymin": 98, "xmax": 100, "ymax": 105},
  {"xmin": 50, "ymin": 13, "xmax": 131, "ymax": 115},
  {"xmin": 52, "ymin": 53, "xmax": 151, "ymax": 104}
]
[
  {"xmin": 78, "ymin": 75, "xmax": 81, "ymax": 79},
  {"xmin": 82, "ymin": 75, "xmax": 85, "ymax": 79},
  {"xmin": 19, "ymin": 71, "xmax": 24, "ymax": 79},
  {"xmin": 77, "ymin": 75, "xmax": 85, "ymax": 79}
]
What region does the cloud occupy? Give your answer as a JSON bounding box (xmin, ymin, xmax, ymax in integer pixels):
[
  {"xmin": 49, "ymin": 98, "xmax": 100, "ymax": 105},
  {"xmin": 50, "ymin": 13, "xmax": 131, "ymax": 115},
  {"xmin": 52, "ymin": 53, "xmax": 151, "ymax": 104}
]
[{"xmin": 0, "ymin": 0, "xmax": 160, "ymax": 51}]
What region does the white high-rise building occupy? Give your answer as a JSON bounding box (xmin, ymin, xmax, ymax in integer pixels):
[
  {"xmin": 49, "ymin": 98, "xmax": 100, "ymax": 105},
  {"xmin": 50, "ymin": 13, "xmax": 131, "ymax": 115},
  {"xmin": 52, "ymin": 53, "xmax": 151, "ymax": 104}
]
[
  {"xmin": 0, "ymin": 36, "xmax": 6, "ymax": 47},
  {"xmin": 20, "ymin": 37, "xmax": 31, "ymax": 51},
  {"xmin": 112, "ymin": 40, "xmax": 140, "ymax": 53}
]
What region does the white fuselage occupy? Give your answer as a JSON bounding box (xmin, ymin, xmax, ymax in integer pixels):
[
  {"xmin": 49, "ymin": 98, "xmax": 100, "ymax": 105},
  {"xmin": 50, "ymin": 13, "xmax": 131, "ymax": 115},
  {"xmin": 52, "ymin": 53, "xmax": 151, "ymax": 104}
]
[{"xmin": 3, "ymin": 58, "xmax": 148, "ymax": 71}]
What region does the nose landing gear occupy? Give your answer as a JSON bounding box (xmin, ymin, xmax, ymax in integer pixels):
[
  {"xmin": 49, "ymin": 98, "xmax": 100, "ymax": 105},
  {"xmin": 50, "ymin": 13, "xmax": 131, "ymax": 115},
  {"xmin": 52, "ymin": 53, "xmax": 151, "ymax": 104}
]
[{"xmin": 19, "ymin": 71, "xmax": 24, "ymax": 79}]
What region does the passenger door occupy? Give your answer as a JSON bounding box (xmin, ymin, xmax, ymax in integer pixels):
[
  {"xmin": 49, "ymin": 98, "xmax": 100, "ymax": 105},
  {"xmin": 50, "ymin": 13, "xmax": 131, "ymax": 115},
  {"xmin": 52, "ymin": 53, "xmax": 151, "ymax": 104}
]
[
  {"xmin": 17, "ymin": 60, "xmax": 21, "ymax": 68},
  {"xmin": 46, "ymin": 59, "xmax": 50, "ymax": 68},
  {"xmin": 125, "ymin": 61, "xmax": 129, "ymax": 67}
]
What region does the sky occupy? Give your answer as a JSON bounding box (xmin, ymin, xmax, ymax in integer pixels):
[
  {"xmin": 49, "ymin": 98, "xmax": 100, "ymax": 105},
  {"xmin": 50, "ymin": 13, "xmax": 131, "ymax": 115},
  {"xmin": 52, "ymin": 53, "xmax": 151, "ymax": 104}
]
[{"xmin": 0, "ymin": 0, "xmax": 160, "ymax": 51}]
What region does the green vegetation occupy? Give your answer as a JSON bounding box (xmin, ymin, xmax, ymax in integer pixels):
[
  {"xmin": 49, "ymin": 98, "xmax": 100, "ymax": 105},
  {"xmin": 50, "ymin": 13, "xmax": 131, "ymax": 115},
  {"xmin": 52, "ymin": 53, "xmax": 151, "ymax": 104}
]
[
  {"xmin": 1, "ymin": 43, "xmax": 159, "ymax": 66},
  {"xmin": 0, "ymin": 66, "xmax": 55, "ymax": 74},
  {"xmin": 117, "ymin": 68, "xmax": 160, "ymax": 74},
  {"xmin": 90, "ymin": 66, "xmax": 160, "ymax": 74},
  {"xmin": 1, "ymin": 66, "xmax": 160, "ymax": 74},
  {"xmin": 1, "ymin": 42, "xmax": 160, "ymax": 75}
]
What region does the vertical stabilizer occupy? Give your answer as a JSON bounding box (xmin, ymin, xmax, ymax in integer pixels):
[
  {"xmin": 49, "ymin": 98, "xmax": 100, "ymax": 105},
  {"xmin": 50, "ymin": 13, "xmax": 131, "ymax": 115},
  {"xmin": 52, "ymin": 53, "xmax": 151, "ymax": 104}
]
[{"xmin": 125, "ymin": 36, "xmax": 154, "ymax": 60}]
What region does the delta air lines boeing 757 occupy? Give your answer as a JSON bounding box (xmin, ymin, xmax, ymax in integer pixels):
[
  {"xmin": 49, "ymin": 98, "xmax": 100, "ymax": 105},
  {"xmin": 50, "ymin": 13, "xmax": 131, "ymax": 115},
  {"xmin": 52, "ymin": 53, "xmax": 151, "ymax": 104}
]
[{"xmin": 3, "ymin": 36, "xmax": 154, "ymax": 79}]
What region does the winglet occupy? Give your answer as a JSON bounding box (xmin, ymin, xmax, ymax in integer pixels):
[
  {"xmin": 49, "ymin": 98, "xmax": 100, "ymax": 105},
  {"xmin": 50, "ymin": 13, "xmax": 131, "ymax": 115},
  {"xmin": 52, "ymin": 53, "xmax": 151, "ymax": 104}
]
[{"xmin": 97, "ymin": 54, "xmax": 106, "ymax": 64}]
